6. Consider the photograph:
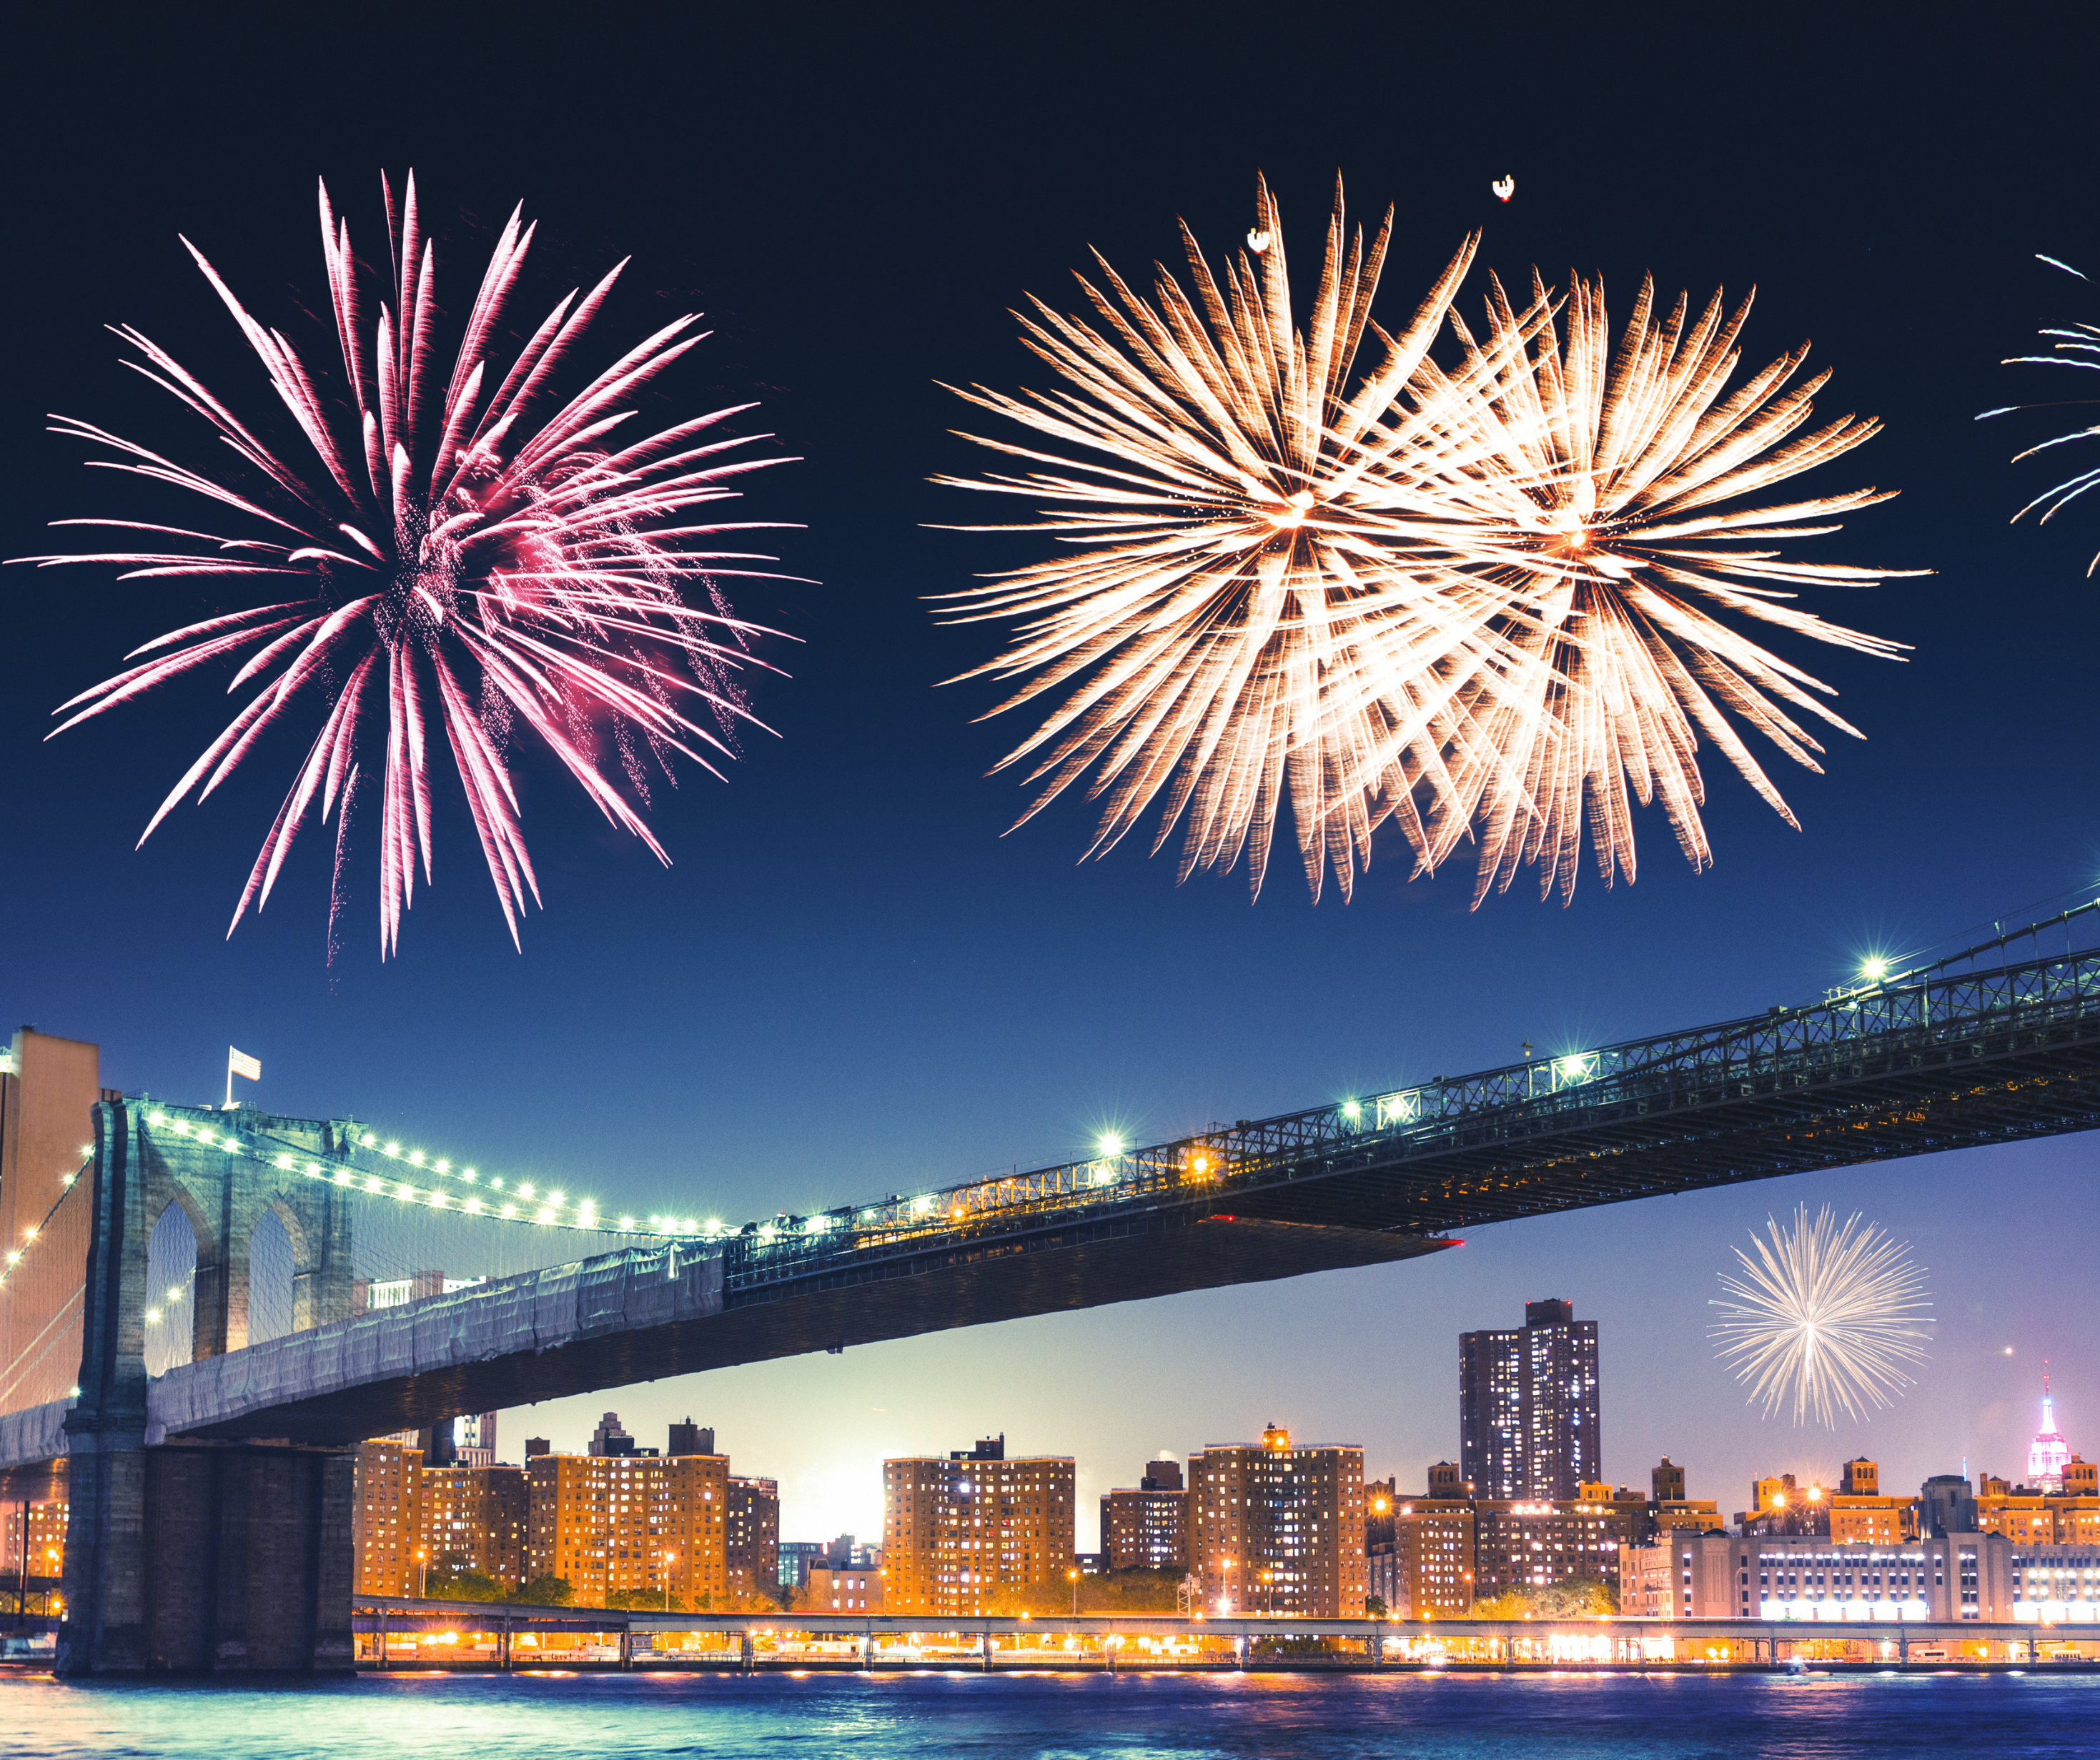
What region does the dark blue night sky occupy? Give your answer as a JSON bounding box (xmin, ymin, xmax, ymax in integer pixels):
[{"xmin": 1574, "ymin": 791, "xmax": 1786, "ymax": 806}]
[{"xmin": 5, "ymin": 6, "xmax": 2095, "ymax": 1541}]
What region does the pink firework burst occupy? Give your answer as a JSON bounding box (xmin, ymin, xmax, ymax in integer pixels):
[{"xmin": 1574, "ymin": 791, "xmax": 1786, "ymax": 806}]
[{"xmin": 19, "ymin": 173, "xmax": 796, "ymax": 957}]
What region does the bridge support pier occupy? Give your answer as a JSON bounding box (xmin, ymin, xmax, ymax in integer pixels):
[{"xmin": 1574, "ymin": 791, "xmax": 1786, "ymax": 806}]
[{"xmin": 60, "ymin": 1437, "xmax": 354, "ymax": 1675}]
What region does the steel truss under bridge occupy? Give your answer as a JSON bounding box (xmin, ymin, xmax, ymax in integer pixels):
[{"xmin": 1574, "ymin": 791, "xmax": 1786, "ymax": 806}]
[{"xmin": 722, "ymin": 907, "xmax": 2100, "ymax": 1313}]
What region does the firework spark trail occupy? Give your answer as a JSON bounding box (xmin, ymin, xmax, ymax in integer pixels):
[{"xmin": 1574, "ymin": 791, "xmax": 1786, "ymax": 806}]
[
  {"xmin": 1978, "ymin": 255, "xmax": 2100, "ymax": 576},
  {"xmin": 1708, "ymin": 1205, "xmax": 1933, "ymax": 1428},
  {"xmin": 16, "ymin": 173, "xmax": 797, "ymax": 956},
  {"xmin": 1388, "ymin": 269, "xmax": 1920, "ymax": 903},
  {"xmin": 940, "ymin": 179, "xmax": 1916, "ymax": 903}
]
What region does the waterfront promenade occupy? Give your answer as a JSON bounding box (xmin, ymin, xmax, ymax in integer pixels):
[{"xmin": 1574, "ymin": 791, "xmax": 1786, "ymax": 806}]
[{"xmin": 346, "ymin": 1597, "xmax": 2100, "ymax": 1674}]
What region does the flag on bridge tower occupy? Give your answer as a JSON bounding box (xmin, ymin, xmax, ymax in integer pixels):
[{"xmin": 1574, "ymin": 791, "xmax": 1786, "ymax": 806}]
[{"xmin": 226, "ymin": 1045, "xmax": 261, "ymax": 1108}]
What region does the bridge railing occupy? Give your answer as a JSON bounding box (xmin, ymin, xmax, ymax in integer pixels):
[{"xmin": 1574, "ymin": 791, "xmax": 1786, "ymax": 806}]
[{"xmin": 721, "ymin": 940, "xmax": 2100, "ymax": 1294}]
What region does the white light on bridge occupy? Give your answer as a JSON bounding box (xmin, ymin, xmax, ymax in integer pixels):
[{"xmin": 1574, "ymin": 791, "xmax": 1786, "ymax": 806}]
[{"xmin": 1098, "ymin": 1134, "xmax": 1125, "ymax": 1157}]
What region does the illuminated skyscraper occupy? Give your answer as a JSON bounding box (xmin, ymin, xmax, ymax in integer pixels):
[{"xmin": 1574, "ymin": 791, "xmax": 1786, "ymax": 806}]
[
  {"xmin": 2029, "ymin": 1368, "xmax": 2072, "ymax": 1493},
  {"xmin": 1459, "ymin": 1298, "xmax": 1600, "ymax": 1501}
]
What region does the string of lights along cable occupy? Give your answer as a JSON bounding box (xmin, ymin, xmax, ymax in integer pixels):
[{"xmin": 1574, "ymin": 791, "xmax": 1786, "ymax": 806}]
[{"xmin": 141, "ymin": 1105, "xmax": 713, "ymax": 1239}]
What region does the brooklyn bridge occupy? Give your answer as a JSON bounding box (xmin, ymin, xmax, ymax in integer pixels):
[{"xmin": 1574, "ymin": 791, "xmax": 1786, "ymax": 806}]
[{"xmin": 3, "ymin": 901, "xmax": 2096, "ymax": 1673}]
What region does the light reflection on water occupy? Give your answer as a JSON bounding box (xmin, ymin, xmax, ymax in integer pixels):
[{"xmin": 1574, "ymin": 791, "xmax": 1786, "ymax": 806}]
[{"xmin": 4, "ymin": 1667, "xmax": 2097, "ymax": 1759}]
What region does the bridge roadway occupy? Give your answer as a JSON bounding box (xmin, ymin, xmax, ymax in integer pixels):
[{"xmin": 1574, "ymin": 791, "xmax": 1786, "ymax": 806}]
[
  {"xmin": 4, "ymin": 928, "xmax": 2097, "ymax": 1467},
  {"xmin": 353, "ymin": 1596, "xmax": 2084, "ymax": 1670}
]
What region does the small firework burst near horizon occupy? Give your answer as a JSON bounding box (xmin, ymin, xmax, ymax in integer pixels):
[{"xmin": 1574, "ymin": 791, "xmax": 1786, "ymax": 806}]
[
  {"xmin": 1979, "ymin": 254, "xmax": 2100, "ymax": 576},
  {"xmin": 1710, "ymin": 1204, "xmax": 1933, "ymax": 1429},
  {"xmin": 16, "ymin": 172, "xmax": 798, "ymax": 958}
]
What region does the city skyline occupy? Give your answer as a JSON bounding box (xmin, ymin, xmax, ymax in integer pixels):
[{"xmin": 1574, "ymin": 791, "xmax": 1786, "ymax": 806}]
[{"xmin": 400, "ymin": 1331, "xmax": 2086, "ymax": 1556}]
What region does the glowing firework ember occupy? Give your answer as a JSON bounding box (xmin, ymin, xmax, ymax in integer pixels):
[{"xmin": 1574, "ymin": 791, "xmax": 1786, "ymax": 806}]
[
  {"xmin": 1979, "ymin": 254, "xmax": 2100, "ymax": 576},
  {"xmin": 1709, "ymin": 1204, "xmax": 1933, "ymax": 1428},
  {"xmin": 940, "ymin": 179, "xmax": 1913, "ymax": 903},
  {"xmin": 20, "ymin": 174, "xmax": 793, "ymax": 955}
]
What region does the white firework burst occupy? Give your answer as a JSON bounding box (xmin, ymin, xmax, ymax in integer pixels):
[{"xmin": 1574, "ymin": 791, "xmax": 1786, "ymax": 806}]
[
  {"xmin": 1709, "ymin": 1204, "xmax": 1933, "ymax": 1428},
  {"xmin": 1979, "ymin": 254, "xmax": 2100, "ymax": 576}
]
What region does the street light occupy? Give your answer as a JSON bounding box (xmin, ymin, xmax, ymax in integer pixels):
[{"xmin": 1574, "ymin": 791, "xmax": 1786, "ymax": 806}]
[
  {"xmin": 416, "ymin": 1548, "xmax": 427, "ymax": 1598},
  {"xmin": 1068, "ymin": 1567, "xmax": 1080, "ymax": 1616},
  {"xmin": 663, "ymin": 1550, "xmax": 677, "ymax": 1612}
]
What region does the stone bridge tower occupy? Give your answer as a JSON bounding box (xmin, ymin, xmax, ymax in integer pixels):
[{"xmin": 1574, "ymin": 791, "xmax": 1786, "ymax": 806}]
[{"xmin": 59, "ymin": 1093, "xmax": 364, "ymax": 1674}]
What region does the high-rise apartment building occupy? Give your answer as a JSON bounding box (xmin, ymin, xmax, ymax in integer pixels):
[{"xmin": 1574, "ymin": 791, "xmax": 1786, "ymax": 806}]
[
  {"xmin": 1189, "ymin": 1426, "xmax": 1367, "ymax": 1618},
  {"xmin": 1395, "ymin": 1493, "xmax": 1475, "ymax": 1618},
  {"xmin": 525, "ymin": 1448, "xmax": 728, "ymax": 1606},
  {"xmin": 882, "ymin": 1435, "xmax": 1074, "ymax": 1616},
  {"xmin": 1099, "ymin": 1456, "xmax": 1189, "ymax": 1573},
  {"xmin": 726, "ymin": 1476, "xmax": 780, "ymax": 1597},
  {"xmin": 1470, "ymin": 1492, "xmax": 1641, "ymax": 1599},
  {"xmin": 352, "ymin": 1439, "xmax": 425, "ymax": 1594},
  {"xmin": 420, "ymin": 1463, "xmax": 528, "ymax": 1584},
  {"xmin": 1460, "ymin": 1298, "xmax": 1600, "ymax": 1500}
]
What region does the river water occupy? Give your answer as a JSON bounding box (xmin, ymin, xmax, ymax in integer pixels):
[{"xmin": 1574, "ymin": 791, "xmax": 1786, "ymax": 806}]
[{"xmin": 6, "ymin": 1667, "xmax": 2098, "ymax": 1757}]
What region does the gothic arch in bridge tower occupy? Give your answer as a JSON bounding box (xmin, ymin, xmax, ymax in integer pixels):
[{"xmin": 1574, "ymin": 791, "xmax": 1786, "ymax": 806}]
[
  {"xmin": 246, "ymin": 1202, "xmax": 299, "ymax": 1345},
  {"xmin": 142, "ymin": 1200, "xmax": 201, "ymax": 1376},
  {"xmin": 130, "ymin": 1113, "xmax": 357, "ymax": 1357}
]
